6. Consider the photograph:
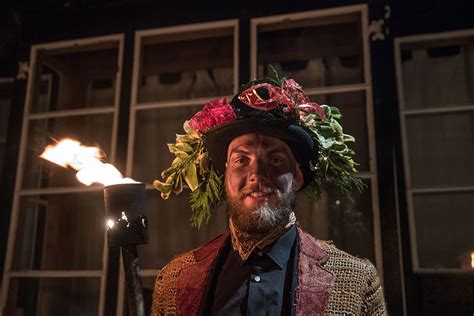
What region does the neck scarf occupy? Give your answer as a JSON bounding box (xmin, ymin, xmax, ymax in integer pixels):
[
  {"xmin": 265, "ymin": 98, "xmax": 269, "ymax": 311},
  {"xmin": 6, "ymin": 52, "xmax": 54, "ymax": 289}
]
[{"xmin": 229, "ymin": 212, "xmax": 296, "ymax": 261}]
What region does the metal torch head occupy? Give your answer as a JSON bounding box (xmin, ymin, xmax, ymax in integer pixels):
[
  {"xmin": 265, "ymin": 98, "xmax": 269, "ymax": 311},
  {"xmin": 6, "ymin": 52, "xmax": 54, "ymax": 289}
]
[{"xmin": 103, "ymin": 182, "xmax": 148, "ymax": 246}]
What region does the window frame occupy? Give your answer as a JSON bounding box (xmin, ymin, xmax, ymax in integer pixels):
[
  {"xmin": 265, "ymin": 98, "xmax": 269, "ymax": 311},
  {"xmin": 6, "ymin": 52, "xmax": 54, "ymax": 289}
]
[
  {"xmin": 0, "ymin": 34, "xmax": 125, "ymax": 315},
  {"xmin": 394, "ymin": 28, "xmax": 474, "ymax": 273}
]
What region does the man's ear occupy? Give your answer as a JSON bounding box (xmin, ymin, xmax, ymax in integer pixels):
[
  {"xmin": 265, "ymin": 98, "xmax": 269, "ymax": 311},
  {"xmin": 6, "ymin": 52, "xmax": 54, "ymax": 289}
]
[{"xmin": 295, "ymin": 163, "xmax": 304, "ymax": 190}]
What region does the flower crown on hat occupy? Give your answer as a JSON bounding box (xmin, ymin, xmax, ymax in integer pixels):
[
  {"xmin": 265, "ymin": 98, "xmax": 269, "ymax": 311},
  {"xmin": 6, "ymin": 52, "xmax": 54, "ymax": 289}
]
[{"xmin": 153, "ymin": 72, "xmax": 364, "ymax": 228}]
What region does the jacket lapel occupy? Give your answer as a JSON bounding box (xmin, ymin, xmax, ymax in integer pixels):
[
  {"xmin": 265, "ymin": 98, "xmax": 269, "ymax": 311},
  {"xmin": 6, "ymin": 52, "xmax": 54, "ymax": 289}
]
[
  {"xmin": 175, "ymin": 233, "xmax": 229, "ymax": 315},
  {"xmin": 295, "ymin": 227, "xmax": 336, "ymax": 316},
  {"xmin": 173, "ymin": 228, "xmax": 335, "ymax": 315}
]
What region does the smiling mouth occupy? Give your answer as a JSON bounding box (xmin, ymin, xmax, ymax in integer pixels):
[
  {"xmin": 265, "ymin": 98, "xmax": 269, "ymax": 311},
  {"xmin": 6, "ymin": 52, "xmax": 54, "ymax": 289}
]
[
  {"xmin": 248, "ymin": 191, "xmax": 271, "ymax": 197},
  {"xmin": 245, "ymin": 187, "xmax": 275, "ymax": 198}
]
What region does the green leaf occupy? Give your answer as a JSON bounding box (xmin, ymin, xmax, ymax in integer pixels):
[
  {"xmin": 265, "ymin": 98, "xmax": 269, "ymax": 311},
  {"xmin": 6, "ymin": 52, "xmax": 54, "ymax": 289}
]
[
  {"xmin": 174, "ymin": 142, "xmax": 193, "ymax": 152},
  {"xmin": 199, "ymin": 152, "xmax": 209, "ymax": 173},
  {"xmin": 161, "ymin": 167, "xmax": 177, "ymax": 179},
  {"xmin": 183, "ymin": 120, "xmax": 194, "ymax": 134},
  {"xmin": 330, "ymin": 106, "xmax": 341, "ymax": 117},
  {"xmin": 173, "ymin": 175, "xmax": 183, "ymax": 195},
  {"xmin": 184, "ymin": 163, "xmax": 199, "ymax": 191},
  {"xmin": 332, "ymin": 120, "xmax": 343, "ymax": 134},
  {"xmin": 343, "ymin": 134, "xmax": 355, "ymax": 142},
  {"xmin": 176, "ymin": 152, "xmax": 189, "ymax": 159},
  {"xmin": 153, "ymin": 179, "xmax": 173, "ymax": 199},
  {"xmin": 175, "ymin": 134, "xmax": 189, "ymax": 143}
]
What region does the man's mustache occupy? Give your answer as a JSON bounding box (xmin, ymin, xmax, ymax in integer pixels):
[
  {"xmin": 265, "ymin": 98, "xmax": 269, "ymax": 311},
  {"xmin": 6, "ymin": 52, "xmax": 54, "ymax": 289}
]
[{"xmin": 239, "ymin": 186, "xmax": 278, "ymax": 198}]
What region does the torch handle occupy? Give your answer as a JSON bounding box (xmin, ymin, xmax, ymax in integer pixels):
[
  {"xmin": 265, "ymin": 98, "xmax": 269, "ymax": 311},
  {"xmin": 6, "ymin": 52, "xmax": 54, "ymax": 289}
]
[{"xmin": 121, "ymin": 245, "xmax": 145, "ymax": 316}]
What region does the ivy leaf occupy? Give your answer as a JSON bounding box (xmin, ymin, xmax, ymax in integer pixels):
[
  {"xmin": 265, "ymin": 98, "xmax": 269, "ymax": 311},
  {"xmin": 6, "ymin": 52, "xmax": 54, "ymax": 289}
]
[
  {"xmin": 329, "ymin": 106, "xmax": 342, "ymax": 119},
  {"xmin": 343, "ymin": 134, "xmax": 355, "ymax": 142},
  {"xmin": 332, "ymin": 120, "xmax": 343, "ymax": 134}
]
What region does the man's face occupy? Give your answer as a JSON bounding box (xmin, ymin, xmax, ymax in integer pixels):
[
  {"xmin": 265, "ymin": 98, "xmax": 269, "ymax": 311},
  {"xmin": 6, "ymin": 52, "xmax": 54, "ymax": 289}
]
[{"xmin": 225, "ymin": 133, "xmax": 304, "ymax": 234}]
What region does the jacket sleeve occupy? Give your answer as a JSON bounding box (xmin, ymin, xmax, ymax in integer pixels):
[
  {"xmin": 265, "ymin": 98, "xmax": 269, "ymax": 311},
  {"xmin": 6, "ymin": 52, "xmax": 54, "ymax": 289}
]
[
  {"xmin": 151, "ymin": 263, "xmax": 179, "ymax": 316},
  {"xmin": 151, "ymin": 251, "xmax": 196, "ymax": 315},
  {"xmin": 151, "ymin": 269, "xmax": 167, "ymax": 316},
  {"xmin": 362, "ymin": 260, "xmax": 388, "ymax": 315}
]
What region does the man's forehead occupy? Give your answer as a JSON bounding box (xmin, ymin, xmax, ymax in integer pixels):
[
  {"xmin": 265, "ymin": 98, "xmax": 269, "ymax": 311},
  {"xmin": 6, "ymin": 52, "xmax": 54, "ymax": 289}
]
[{"xmin": 227, "ymin": 133, "xmax": 292, "ymax": 156}]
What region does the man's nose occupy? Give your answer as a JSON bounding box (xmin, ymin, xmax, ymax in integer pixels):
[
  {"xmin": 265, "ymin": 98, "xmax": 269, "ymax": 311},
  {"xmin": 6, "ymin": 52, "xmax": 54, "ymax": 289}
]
[{"xmin": 248, "ymin": 159, "xmax": 267, "ymax": 183}]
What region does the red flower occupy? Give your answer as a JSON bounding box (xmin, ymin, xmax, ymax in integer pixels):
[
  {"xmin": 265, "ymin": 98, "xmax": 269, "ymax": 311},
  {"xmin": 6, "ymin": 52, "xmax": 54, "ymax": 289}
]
[{"xmin": 188, "ymin": 98, "xmax": 237, "ymax": 132}]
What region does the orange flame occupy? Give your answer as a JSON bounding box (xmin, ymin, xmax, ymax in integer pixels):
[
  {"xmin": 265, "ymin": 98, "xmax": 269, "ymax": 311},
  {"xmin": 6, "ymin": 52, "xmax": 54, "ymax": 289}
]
[
  {"xmin": 471, "ymin": 252, "xmax": 474, "ymax": 269},
  {"xmin": 40, "ymin": 138, "xmax": 137, "ymax": 186}
]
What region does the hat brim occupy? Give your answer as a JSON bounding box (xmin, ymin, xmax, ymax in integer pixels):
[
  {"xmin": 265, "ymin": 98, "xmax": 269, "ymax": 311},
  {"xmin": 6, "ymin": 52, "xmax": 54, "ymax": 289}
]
[{"xmin": 204, "ymin": 117, "xmax": 316, "ymax": 189}]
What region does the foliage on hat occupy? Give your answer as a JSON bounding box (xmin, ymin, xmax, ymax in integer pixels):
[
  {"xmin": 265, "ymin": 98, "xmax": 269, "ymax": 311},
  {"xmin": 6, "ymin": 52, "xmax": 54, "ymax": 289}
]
[
  {"xmin": 153, "ymin": 97, "xmax": 238, "ymax": 228},
  {"xmin": 154, "ymin": 70, "xmax": 364, "ymax": 228}
]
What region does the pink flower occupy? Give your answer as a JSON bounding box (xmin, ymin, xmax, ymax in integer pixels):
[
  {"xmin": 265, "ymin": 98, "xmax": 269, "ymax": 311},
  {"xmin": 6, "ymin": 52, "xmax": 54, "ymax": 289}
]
[
  {"xmin": 238, "ymin": 79, "xmax": 313, "ymax": 112},
  {"xmin": 238, "ymin": 83, "xmax": 288, "ymax": 110},
  {"xmin": 234, "ymin": 79, "xmax": 326, "ymax": 120},
  {"xmin": 281, "ymin": 79, "xmax": 326, "ymax": 119},
  {"xmin": 188, "ymin": 98, "xmax": 237, "ymax": 132},
  {"xmin": 282, "ymin": 79, "xmax": 309, "ymax": 107}
]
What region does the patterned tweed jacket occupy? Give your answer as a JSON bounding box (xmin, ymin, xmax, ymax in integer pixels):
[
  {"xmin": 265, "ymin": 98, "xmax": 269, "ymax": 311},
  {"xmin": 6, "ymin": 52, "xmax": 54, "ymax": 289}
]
[{"xmin": 152, "ymin": 227, "xmax": 387, "ymax": 315}]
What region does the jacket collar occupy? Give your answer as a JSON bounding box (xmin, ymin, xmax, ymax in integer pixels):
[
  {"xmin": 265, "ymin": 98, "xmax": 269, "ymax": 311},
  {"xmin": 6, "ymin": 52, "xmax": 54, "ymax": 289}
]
[
  {"xmin": 193, "ymin": 232, "xmax": 230, "ymax": 261},
  {"xmin": 175, "ymin": 233, "xmax": 229, "ymax": 315}
]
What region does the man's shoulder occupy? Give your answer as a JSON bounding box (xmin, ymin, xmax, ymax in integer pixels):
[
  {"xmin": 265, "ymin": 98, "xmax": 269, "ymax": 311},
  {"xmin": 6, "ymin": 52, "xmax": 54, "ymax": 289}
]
[
  {"xmin": 298, "ymin": 229, "xmax": 378, "ymax": 278},
  {"xmin": 313, "ymin": 239, "xmax": 386, "ymax": 314},
  {"xmin": 152, "ymin": 233, "xmax": 229, "ymax": 315},
  {"xmin": 320, "ymin": 240, "xmax": 378, "ymax": 279},
  {"xmin": 319, "ymin": 239, "xmax": 373, "ymax": 267}
]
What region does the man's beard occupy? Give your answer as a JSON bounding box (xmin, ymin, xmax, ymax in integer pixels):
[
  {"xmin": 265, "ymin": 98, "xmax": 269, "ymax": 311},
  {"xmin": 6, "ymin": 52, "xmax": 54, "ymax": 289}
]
[{"xmin": 227, "ymin": 182, "xmax": 297, "ymax": 234}]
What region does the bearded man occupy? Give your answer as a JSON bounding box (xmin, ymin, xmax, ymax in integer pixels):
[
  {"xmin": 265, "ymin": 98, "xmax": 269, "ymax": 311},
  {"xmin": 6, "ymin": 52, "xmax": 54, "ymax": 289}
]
[{"xmin": 152, "ymin": 76, "xmax": 387, "ymax": 315}]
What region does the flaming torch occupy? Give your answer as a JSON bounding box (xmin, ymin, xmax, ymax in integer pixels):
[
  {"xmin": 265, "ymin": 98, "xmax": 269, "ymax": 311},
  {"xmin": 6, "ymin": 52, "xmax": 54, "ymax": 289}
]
[{"xmin": 40, "ymin": 138, "xmax": 147, "ymax": 316}]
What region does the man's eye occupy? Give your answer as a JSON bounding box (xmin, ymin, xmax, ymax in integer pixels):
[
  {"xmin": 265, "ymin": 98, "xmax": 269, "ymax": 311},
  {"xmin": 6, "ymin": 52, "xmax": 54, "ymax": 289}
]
[
  {"xmin": 269, "ymin": 157, "xmax": 283, "ymax": 164},
  {"xmin": 234, "ymin": 158, "xmax": 248, "ymax": 165}
]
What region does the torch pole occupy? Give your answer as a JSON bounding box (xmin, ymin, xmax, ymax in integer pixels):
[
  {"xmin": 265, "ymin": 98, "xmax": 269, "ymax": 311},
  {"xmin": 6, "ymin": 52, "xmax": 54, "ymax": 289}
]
[
  {"xmin": 104, "ymin": 183, "xmax": 149, "ymax": 316},
  {"xmin": 121, "ymin": 245, "xmax": 145, "ymax": 316}
]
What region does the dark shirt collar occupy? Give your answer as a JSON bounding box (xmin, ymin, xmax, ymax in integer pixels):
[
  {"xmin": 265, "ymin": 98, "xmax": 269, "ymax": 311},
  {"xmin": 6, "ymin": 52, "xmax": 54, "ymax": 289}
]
[{"xmin": 265, "ymin": 224, "xmax": 297, "ymax": 269}]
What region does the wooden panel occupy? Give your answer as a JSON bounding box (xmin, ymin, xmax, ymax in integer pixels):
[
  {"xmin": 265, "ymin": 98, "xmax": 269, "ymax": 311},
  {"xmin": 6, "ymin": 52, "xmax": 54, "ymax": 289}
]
[
  {"xmin": 141, "ymin": 36, "xmax": 233, "ymax": 75},
  {"xmin": 258, "ymin": 23, "xmax": 362, "ymax": 64}
]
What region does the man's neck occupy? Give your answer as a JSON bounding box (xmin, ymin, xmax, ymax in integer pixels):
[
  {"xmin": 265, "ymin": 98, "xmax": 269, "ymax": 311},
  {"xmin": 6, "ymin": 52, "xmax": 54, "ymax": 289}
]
[{"xmin": 229, "ymin": 212, "xmax": 296, "ymax": 261}]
